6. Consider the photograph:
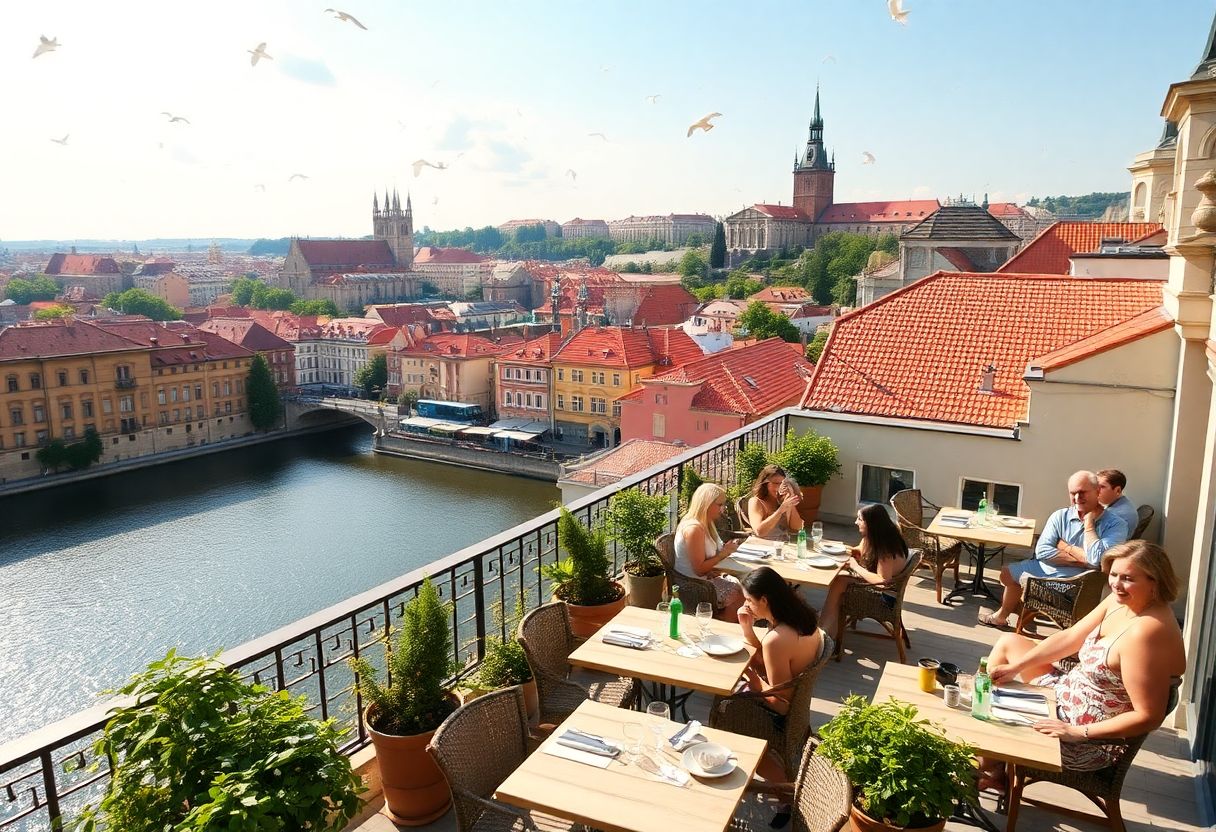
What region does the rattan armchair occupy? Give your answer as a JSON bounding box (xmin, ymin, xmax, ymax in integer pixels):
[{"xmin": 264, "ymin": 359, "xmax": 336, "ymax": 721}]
[
  {"xmin": 736, "ymin": 496, "xmax": 756, "ymax": 534},
  {"xmin": 1015, "ymin": 569, "xmax": 1106, "ymax": 635},
  {"xmin": 1131, "ymin": 504, "xmax": 1154, "ymax": 540},
  {"xmin": 1004, "ymin": 678, "xmax": 1182, "ymax": 832},
  {"xmin": 890, "ymin": 489, "xmax": 961, "ymax": 605},
  {"xmin": 834, "ymin": 552, "xmax": 922, "ymax": 664},
  {"xmin": 731, "ymin": 750, "xmax": 852, "ymax": 832},
  {"xmin": 428, "ymin": 686, "xmax": 574, "ymax": 832},
  {"xmin": 654, "ymin": 532, "xmax": 719, "ymax": 612},
  {"xmin": 709, "ymin": 632, "xmax": 834, "ymax": 780},
  {"xmin": 517, "ymin": 602, "xmax": 638, "ymax": 727}
]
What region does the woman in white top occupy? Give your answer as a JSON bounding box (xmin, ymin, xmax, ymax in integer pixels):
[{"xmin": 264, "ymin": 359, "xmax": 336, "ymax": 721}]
[{"xmin": 675, "ymin": 483, "xmax": 744, "ymax": 620}]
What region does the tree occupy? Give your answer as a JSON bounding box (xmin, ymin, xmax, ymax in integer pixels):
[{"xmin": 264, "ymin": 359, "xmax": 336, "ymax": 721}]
[
  {"xmin": 710, "ymin": 221, "xmax": 727, "ymax": 269},
  {"xmin": 692, "ymin": 285, "xmax": 721, "ymax": 303},
  {"xmin": 34, "ymin": 304, "xmax": 74, "ymax": 320},
  {"xmin": 735, "ymin": 301, "xmax": 800, "ymax": 343},
  {"xmin": 678, "ymin": 248, "xmax": 708, "ymax": 279},
  {"xmin": 289, "ymin": 298, "xmax": 340, "ymax": 316},
  {"xmin": 102, "ymin": 288, "xmax": 181, "ymax": 321},
  {"xmin": 354, "ymin": 353, "xmax": 388, "ymax": 398},
  {"xmin": 230, "ymin": 276, "xmax": 259, "ymax": 305},
  {"xmin": 4, "ymin": 276, "xmax": 59, "ymax": 304},
  {"xmin": 806, "ymin": 327, "xmax": 830, "ymax": 363},
  {"xmin": 247, "ymin": 353, "xmax": 282, "ymax": 430},
  {"xmin": 724, "ymin": 271, "xmax": 763, "ymax": 299},
  {"xmin": 398, "ymin": 389, "xmax": 419, "ymax": 413},
  {"xmin": 250, "ymin": 283, "xmax": 295, "ymax": 310},
  {"xmin": 36, "ymin": 441, "xmax": 68, "ymax": 472},
  {"xmin": 419, "ymin": 280, "xmax": 440, "ymax": 296}
]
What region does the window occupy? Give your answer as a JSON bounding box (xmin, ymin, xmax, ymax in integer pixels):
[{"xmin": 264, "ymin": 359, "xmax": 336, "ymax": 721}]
[
  {"xmin": 225, "ymin": 401, "xmax": 232, "ymax": 414},
  {"xmin": 591, "ymin": 371, "xmax": 604, "ymax": 385},
  {"xmin": 223, "ymin": 381, "xmax": 231, "ymax": 397},
  {"xmin": 61, "ymin": 403, "xmax": 73, "ymax": 420},
  {"xmin": 183, "ymin": 386, "xmax": 190, "ymax": 401},
  {"xmin": 858, "ymin": 465, "xmax": 916, "ymax": 504},
  {"xmin": 184, "ymin": 406, "xmax": 192, "ymax": 420},
  {"xmin": 195, "ymin": 385, "xmax": 202, "ymax": 400},
  {"xmin": 30, "ymin": 373, "xmax": 41, "ymax": 390},
  {"xmin": 173, "ymin": 409, "xmax": 180, "ymax": 422},
  {"xmin": 612, "ymin": 402, "xmax": 621, "ymax": 419},
  {"xmin": 14, "ymin": 432, "xmax": 26, "ymax": 447},
  {"xmin": 9, "ymin": 407, "xmax": 23, "ymax": 426},
  {"xmin": 32, "ymin": 404, "xmax": 45, "ymax": 423},
  {"xmin": 35, "ymin": 429, "xmax": 49, "ymax": 445},
  {"xmin": 557, "ymin": 368, "xmax": 565, "ymax": 381},
  {"xmin": 79, "ymin": 369, "xmax": 89, "ymax": 384},
  {"xmin": 115, "ymin": 365, "xmax": 131, "ymax": 381},
  {"xmin": 6, "ymin": 375, "xmax": 17, "ymax": 392},
  {"xmin": 119, "ymin": 395, "xmax": 134, "ymax": 413},
  {"xmin": 157, "ymin": 388, "xmax": 167, "ymax": 405},
  {"xmin": 654, "ymin": 393, "xmax": 668, "ymax": 405},
  {"xmin": 57, "ymin": 371, "xmax": 68, "ymax": 386},
  {"xmin": 591, "ymin": 397, "xmax": 606, "ymax": 414},
  {"xmin": 170, "ymin": 387, "xmax": 179, "ymax": 403},
  {"xmin": 556, "ymin": 394, "xmax": 565, "ymax": 409},
  {"xmin": 960, "ymin": 478, "xmax": 1022, "ymax": 515},
  {"xmin": 652, "ymin": 413, "xmax": 666, "ymax": 438},
  {"xmin": 82, "ymin": 400, "xmax": 94, "ymax": 418},
  {"xmin": 612, "ymin": 373, "xmax": 621, "ymax": 387},
  {"xmin": 159, "ymin": 412, "xmax": 169, "ymax": 425},
  {"xmin": 504, "ymin": 391, "xmax": 512, "ymax": 406},
  {"xmin": 572, "ymin": 369, "xmax": 584, "ymax": 383},
  {"xmin": 212, "ymin": 382, "xmax": 220, "ymax": 398},
  {"xmin": 102, "ymin": 398, "xmax": 113, "ymax": 414}
]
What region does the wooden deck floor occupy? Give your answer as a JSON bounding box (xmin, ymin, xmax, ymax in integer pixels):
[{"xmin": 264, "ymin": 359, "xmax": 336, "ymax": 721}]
[{"xmin": 351, "ymin": 524, "xmax": 1205, "ymax": 832}]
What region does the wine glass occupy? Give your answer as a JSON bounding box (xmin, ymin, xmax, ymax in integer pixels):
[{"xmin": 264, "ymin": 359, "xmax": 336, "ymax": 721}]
[
  {"xmin": 656, "ymin": 601, "xmax": 670, "ymax": 614},
  {"xmin": 811, "ymin": 521, "xmax": 824, "ymax": 552},
  {"xmin": 695, "ymin": 602, "xmax": 713, "ymax": 641},
  {"xmin": 646, "ymin": 702, "xmax": 671, "ymax": 753},
  {"xmin": 622, "ymin": 721, "xmax": 645, "ymax": 763}
]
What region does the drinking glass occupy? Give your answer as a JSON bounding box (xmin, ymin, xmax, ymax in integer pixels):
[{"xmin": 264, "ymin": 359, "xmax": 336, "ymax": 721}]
[
  {"xmin": 646, "ymin": 702, "xmax": 671, "ymax": 753},
  {"xmin": 656, "ymin": 601, "xmax": 670, "ymax": 615},
  {"xmin": 622, "ymin": 721, "xmax": 645, "ymax": 762},
  {"xmin": 957, "ymin": 673, "xmax": 975, "ymax": 706},
  {"xmin": 811, "ymin": 521, "xmax": 824, "ymax": 551},
  {"xmin": 695, "ymin": 602, "xmax": 713, "ymax": 641}
]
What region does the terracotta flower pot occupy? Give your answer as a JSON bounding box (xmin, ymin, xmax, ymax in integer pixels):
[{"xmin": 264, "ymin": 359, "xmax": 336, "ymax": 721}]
[
  {"xmin": 849, "ymin": 805, "xmax": 946, "ymax": 832},
  {"xmin": 795, "ymin": 484, "xmax": 824, "ymax": 526},
  {"xmin": 623, "ymin": 570, "xmax": 666, "ymax": 610},
  {"xmin": 366, "ymin": 706, "xmax": 452, "ymax": 826},
  {"xmin": 562, "ymin": 581, "xmax": 628, "ymax": 638}
]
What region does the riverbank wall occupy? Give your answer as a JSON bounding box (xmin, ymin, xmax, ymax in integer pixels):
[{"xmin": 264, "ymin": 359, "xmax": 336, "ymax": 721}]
[{"xmin": 374, "ymin": 433, "xmax": 561, "ymax": 481}]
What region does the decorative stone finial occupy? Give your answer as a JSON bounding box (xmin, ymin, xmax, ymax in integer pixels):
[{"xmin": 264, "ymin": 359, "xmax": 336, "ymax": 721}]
[{"xmin": 1191, "ymin": 170, "xmax": 1216, "ymax": 233}]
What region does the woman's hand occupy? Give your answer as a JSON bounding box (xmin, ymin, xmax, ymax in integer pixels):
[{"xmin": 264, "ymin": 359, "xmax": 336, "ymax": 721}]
[
  {"xmin": 737, "ymin": 606, "xmax": 755, "ymax": 630},
  {"xmin": 988, "ymin": 662, "xmax": 1019, "ymax": 686},
  {"xmin": 781, "ymin": 491, "xmax": 802, "ymax": 511},
  {"xmin": 1032, "ymin": 719, "xmax": 1085, "ymax": 742}
]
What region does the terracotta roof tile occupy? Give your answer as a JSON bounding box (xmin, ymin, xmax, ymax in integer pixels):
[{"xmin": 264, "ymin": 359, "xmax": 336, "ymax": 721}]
[
  {"xmin": 397, "ymin": 333, "xmax": 505, "ymax": 358},
  {"xmin": 818, "ymin": 200, "xmax": 941, "ymax": 224},
  {"xmin": 198, "ymin": 318, "xmax": 294, "ymax": 352},
  {"xmin": 0, "ymin": 319, "xmax": 146, "ymax": 360},
  {"xmin": 563, "ymin": 439, "xmax": 688, "ymax": 484},
  {"xmin": 803, "ymin": 272, "xmax": 1165, "ymax": 429},
  {"xmin": 44, "ymin": 253, "xmax": 121, "ymax": 275},
  {"xmin": 630, "ymin": 285, "xmax": 699, "ymax": 326},
  {"xmin": 295, "ymin": 239, "xmax": 396, "ymax": 268},
  {"xmin": 986, "ymin": 203, "xmax": 1027, "ymax": 218},
  {"xmin": 501, "ymin": 332, "xmax": 563, "ymax": 363},
  {"xmin": 1029, "ymin": 307, "xmax": 1172, "ymax": 372},
  {"xmin": 553, "ymin": 326, "xmax": 702, "ymax": 369},
  {"xmin": 748, "ymin": 286, "xmax": 811, "ymax": 304},
  {"xmin": 998, "ymin": 222, "xmax": 1164, "ymax": 275},
  {"xmin": 752, "ymin": 204, "xmax": 809, "ymax": 220},
  {"xmin": 412, "ymin": 246, "xmax": 488, "ymax": 265}
]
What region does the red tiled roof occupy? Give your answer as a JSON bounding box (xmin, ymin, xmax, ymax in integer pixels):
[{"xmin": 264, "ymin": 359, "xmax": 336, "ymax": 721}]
[
  {"xmin": 620, "ymin": 337, "xmax": 812, "ymax": 416},
  {"xmin": 1128, "ymin": 227, "xmax": 1168, "ymax": 245},
  {"xmin": 398, "ymin": 333, "xmax": 505, "ymax": 358},
  {"xmin": 553, "ymin": 326, "xmax": 703, "ymax": 369},
  {"xmin": 1030, "ymin": 307, "xmax": 1172, "ymax": 372},
  {"xmin": 562, "ymin": 439, "xmax": 688, "ymax": 485},
  {"xmin": 0, "ymin": 319, "xmax": 147, "ymax": 360},
  {"xmin": 631, "ymin": 285, "xmax": 699, "ymax": 327},
  {"xmin": 997, "ymin": 222, "xmax": 1164, "ymax": 275},
  {"xmin": 937, "ymin": 247, "xmax": 978, "ymax": 271},
  {"xmin": 817, "ymin": 200, "xmax": 941, "ymax": 224},
  {"xmin": 986, "ymin": 203, "xmax": 1026, "ymax": 218},
  {"xmin": 367, "ymin": 326, "xmax": 409, "ymax": 347},
  {"xmin": 295, "ymin": 239, "xmax": 396, "ymax": 268},
  {"xmin": 501, "ymin": 332, "xmax": 563, "ymax": 363},
  {"xmin": 802, "ymin": 272, "xmax": 1166, "ymax": 429},
  {"xmin": 367, "ymin": 303, "xmax": 451, "ymax": 328},
  {"xmin": 44, "ymin": 253, "xmax": 121, "ymax": 275},
  {"xmin": 753, "ymin": 204, "xmax": 809, "ymax": 220},
  {"xmin": 749, "ymin": 286, "xmax": 811, "ymax": 304},
  {"xmin": 412, "ymin": 246, "xmax": 488, "ymax": 265},
  {"xmin": 198, "ymin": 318, "xmax": 294, "ymax": 352}
]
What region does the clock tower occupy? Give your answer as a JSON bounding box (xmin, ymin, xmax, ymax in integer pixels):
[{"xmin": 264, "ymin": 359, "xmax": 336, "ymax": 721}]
[{"xmin": 792, "ymin": 86, "xmax": 835, "ymax": 222}]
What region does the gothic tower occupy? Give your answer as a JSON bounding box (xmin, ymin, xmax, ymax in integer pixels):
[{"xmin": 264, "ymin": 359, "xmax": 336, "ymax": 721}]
[
  {"xmin": 372, "ymin": 188, "xmax": 414, "ymax": 268},
  {"xmin": 792, "ymin": 87, "xmax": 835, "ymax": 221}
]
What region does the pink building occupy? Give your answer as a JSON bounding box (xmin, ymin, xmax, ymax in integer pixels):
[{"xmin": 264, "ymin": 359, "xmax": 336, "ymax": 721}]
[
  {"xmin": 496, "ymin": 332, "xmax": 561, "ymax": 421},
  {"xmin": 617, "ymin": 337, "xmax": 812, "ymax": 445}
]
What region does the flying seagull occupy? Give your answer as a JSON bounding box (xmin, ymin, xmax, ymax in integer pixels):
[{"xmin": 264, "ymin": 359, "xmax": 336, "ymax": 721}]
[
  {"xmin": 412, "ymin": 159, "xmax": 448, "ymax": 177},
  {"xmin": 645, "ymin": 94, "xmax": 661, "ymax": 104},
  {"xmin": 587, "ymin": 132, "xmax": 608, "ymax": 141},
  {"xmin": 161, "ymin": 112, "xmax": 190, "ymax": 124},
  {"xmin": 248, "ymin": 42, "xmax": 272, "ymax": 66},
  {"xmin": 566, "ymin": 169, "xmax": 577, "ymax": 182},
  {"xmin": 687, "ymin": 112, "xmax": 722, "ymax": 137},
  {"xmin": 822, "ymin": 54, "xmax": 837, "ymax": 64},
  {"xmin": 888, "ymin": 0, "xmax": 909, "ymax": 25},
  {"xmin": 289, "ymin": 173, "xmax": 310, "ymax": 181},
  {"xmin": 33, "ymin": 36, "xmax": 59, "ymax": 59},
  {"xmin": 325, "ymin": 8, "xmax": 368, "ymax": 29},
  {"xmin": 862, "ymin": 151, "xmax": 876, "ymax": 164},
  {"xmin": 50, "ymin": 134, "xmax": 69, "ymax": 145}
]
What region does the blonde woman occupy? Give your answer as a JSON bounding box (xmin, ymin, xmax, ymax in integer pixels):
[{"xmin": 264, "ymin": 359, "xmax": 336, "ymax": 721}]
[
  {"xmin": 676, "ymin": 483, "xmax": 745, "ymax": 620},
  {"xmin": 747, "ymin": 464, "xmax": 804, "ymax": 541}
]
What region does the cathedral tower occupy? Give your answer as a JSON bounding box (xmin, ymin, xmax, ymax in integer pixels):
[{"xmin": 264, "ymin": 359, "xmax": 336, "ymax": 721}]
[
  {"xmin": 373, "ymin": 188, "xmax": 414, "ymax": 268},
  {"xmin": 792, "ymin": 87, "xmax": 835, "ymax": 221}
]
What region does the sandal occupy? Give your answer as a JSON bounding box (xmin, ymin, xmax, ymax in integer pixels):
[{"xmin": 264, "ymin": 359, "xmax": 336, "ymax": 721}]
[{"xmin": 977, "ymin": 612, "xmax": 1009, "ymax": 629}]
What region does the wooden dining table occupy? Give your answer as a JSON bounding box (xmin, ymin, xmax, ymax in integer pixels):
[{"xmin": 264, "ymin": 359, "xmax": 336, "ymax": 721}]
[
  {"xmin": 926, "ymin": 507, "xmax": 1038, "ymax": 605},
  {"xmin": 717, "ymin": 535, "xmax": 849, "ymax": 589},
  {"xmin": 495, "ymin": 699, "xmax": 768, "ymax": 832}
]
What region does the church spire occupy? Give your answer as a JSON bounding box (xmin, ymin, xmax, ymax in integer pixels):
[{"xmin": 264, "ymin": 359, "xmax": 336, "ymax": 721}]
[
  {"xmin": 798, "ymin": 86, "xmax": 830, "ymax": 171},
  {"xmin": 373, "ymin": 192, "xmax": 379, "ymax": 212},
  {"xmin": 811, "ymin": 84, "xmax": 822, "ymax": 130},
  {"xmin": 406, "ymin": 192, "xmax": 413, "ymax": 212},
  {"xmin": 1193, "ymin": 10, "xmax": 1216, "ymax": 79}
]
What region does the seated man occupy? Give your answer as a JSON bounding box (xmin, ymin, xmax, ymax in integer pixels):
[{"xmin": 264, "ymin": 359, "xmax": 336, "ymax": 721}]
[
  {"xmin": 1098, "ymin": 468, "xmax": 1140, "ymax": 539},
  {"xmin": 979, "ymin": 470, "xmax": 1128, "ymax": 628}
]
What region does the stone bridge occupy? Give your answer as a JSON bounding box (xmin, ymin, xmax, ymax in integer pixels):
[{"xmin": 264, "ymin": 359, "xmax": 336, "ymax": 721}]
[{"xmin": 284, "ymin": 396, "xmax": 400, "ymax": 435}]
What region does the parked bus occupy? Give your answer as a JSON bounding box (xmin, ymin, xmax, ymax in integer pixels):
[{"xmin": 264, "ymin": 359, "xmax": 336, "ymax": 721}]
[{"xmin": 414, "ymin": 400, "xmax": 484, "ymax": 424}]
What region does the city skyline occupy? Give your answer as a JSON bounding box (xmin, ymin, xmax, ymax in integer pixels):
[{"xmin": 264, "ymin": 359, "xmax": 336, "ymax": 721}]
[{"xmin": 2, "ymin": 0, "xmax": 1208, "ymax": 240}]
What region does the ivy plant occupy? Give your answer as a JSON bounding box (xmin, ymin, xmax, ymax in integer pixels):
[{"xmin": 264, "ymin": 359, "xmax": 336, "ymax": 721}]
[{"xmin": 72, "ymin": 650, "xmax": 363, "ymax": 832}]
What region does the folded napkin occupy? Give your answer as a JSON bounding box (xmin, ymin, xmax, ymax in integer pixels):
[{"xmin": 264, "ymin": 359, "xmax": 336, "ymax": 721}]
[
  {"xmin": 603, "ymin": 634, "xmax": 648, "ymax": 649},
  {"xmin": 938, "ymin": 517, "xmax": 970, "ymax": 527},
  {"xmin": 543, "ymin": 741, "xmax": 614, "ymax": 768},
  {"xmin": 611, "ymin": 625, "xmax": 652, "ymax": 639},
  {"xmin": 989, "ymin": 706, "xmax": 1035, "ymax": 726},
  {"xmin": 676, "ymin": 640, "xmax": 705, "ymax": 658},
  {"xmin": 991, "ymin": 692, "xmax": 1049, "ymax": 717},
  {"xmin": 556, "ymin": 729, "xmax": 620, "ymax": 757},
  {"xmin": 669, "ymin": 719, "xmax": 704, "ymax": 751},
  {"xmin": 732, "ymin": 552, "xmax": 771, "ymax": 564},
  {"xmin": 736, "ymin": 543, "xmax": 773, "ymax": 556}
]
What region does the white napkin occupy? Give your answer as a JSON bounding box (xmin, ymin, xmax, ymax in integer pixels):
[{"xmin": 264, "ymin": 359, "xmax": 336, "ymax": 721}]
[
  {"xmin": 732, "ymin": 552, "xmax": 771, "ymax": 563},
  {"xmin": 991, "ymin": 693, "xmax": 1049, "ymax": 717},
  {"xmin": 990, "ymin": 706, "xmax": 1035, "ymax": 726},
  {"xmin": 676, "ymin": 641, "xmax": 705, "ymax": 658},
  {"xmin": 653, "ymin": 759, "xmax": 691, "ymax": 786},
  {"xmin": 543, "ymin": 741, "xmax": 614, "ymax": 768},
  {"xmin": 610, "ymin": 626, "xmax": 652, "ymax": 639},
  {"xmin": 736, "ymin": 544, "xmax": 773, "ymax": 557},
  {"xmin": 603, "ymin": 634, "xmax": 648, "ymax": 649},
  {"xmin": 669, "ymin": 719, "xmax": 704, "ymax": 751}
]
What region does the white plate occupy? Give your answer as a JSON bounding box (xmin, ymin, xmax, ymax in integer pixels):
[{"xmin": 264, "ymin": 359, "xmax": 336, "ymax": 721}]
[
  {"xmin": 819, "ymin": 542, "xmax": 847, "ymax": 555},
  {"xmin": 700, "ymin": 634, "xmax": 746, "ymax": 656},
  {"xmin": 682, "ymin": 743, "xmax": 736, "ymax": 778},
  {"xmin": 1001, "ymin": 517, "xmax": 1033, "ymax": 528},
  {"xmin": 807, "ymin": 555, "xmax": 838, "ymax": 568}
]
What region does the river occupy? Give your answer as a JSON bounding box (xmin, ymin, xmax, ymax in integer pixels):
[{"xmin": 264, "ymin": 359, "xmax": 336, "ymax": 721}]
[{"xmin": 0, "ymin": 426, "xmax": 559, "ymax": 745}]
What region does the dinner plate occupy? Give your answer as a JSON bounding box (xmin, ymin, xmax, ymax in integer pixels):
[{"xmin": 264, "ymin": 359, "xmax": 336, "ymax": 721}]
[
  {"xmin": 807, "ymin": 555, "xmax": 838, "ymax": 568},
  {"xmin": 682, "ymin": 743, "xmax": 736, "ymax": 778},
  {"xmin": 700, "ymin": 634, "xmax": 746, "ymax": 656},
  {"xmin": 819, "ymin": 541, "xmax": 847, "ymax": 555},
  {"xmin": 1001, "ymin": 517, "xmax": 1033, "ymax": 528}
]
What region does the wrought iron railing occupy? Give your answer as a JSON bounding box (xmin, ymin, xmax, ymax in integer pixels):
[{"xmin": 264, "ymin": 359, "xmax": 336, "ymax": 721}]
[{"xmin": 0, "ymin": 410, "xmax": 792, "ymax": 830}]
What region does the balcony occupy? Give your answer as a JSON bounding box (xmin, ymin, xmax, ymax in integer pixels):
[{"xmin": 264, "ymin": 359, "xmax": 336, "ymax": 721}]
[{"xmin": 114, "ymin": 378, "xmax": 137, "ymax": 390}]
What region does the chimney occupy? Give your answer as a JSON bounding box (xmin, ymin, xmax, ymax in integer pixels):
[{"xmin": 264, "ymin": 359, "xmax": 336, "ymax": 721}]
[{"xmin": 978, "ymin": 363, "xmax": 997, "ymax": 394}]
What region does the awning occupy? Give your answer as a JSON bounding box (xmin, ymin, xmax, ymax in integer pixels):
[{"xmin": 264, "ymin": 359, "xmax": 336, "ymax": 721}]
[
  {"xmin": 458, "ymin": 426, "xmax": 499, "ymax": 436},
  {"xmin": 429, "ymin": 423, "xmax": 464, "ymax": 434},
  {"xmin": 496, "ymin": 430, "xmax": 542, "ymax": 442},
  {"xmin": 487, "ymin": 418, "xmax": 530, "ymax": 430},
  {"xmin": 400, "ymin": 416, "xmax": 445, "ymax": 428}
]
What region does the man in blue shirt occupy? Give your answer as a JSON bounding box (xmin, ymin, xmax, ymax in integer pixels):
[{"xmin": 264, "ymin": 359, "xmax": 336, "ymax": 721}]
[
  {"xmin": 979, "ymin": 470, "xmax": 1129, "ymax": 628},
  {"xmin": 1097, "ymin": 468, "xmax": 1140, "ymax": 540}
]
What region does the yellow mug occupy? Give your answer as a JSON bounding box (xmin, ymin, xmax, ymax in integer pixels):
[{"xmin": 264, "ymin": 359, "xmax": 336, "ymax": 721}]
[{"xmin": 917, "ymin": 658, "xmax": 940, "ymax": 693}]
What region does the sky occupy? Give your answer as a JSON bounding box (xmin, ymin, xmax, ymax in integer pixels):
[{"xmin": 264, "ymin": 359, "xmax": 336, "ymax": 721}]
[{"xmin": 0, "ymin": 0, "xmax": 1211, "ymax": 241}]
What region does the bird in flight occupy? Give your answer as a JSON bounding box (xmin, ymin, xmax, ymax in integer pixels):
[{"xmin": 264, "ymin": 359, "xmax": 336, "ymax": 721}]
[
  {"xmin": 161, "ymin": 112, "xmax": 190, "ymax": 124},
  {"xmin": 33, "ymin": 36, "xmax": 59, "ymax": 59},
  {"xmin": 325, "ymin": 8, "xmax": 368, "ymax": 29},
  {"xmin": 50, "ymin": 134, "xmax": 69, "ymax": 145},
  {"xmin": 822, "ymin": 54, "xmax": 837, "ymax": 64},
  {"xmin": 412, "ymin": 159, "xmax": 448, "ymax": 177},
  {"xmin": 645, "ymin": 94, "xmax": 661, "ymax": 104},
  {"xmin": 566, "ymin": 169, "xmax": 577, "ymax": 182},
  {"xmin": 248, "ymin": 42, "xmax": 272, "ymax": 66},
  {"xmin": 587, "ymin": 132, "xmax": 608, "ymax": 142},
  {"xmin": 687, "ymin": 113, "xmax": 722, "ymax": 137},
  {"xmin": 289, "ymin": 173, "xmax": 310, "ymax": 181},
  {"xmin": 888, "ymin": 0, "xmax": 909, "ymax": 25},
  {"xmin": 862, "ymin": 151, "xmax": 876, "ymax": 164}
]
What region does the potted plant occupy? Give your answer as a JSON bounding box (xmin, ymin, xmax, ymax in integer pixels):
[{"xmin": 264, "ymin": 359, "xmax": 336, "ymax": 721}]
[
  {"xmin": 541, "ymin": 507, "xmax": 627, "ymax": 637},
  {"xmin": 773, "ymin": 427, "xmax": 841, "ymax": 524},
  {"xmin": 604, "ymin": 487, "xmax": 671, "ymax": 609},
  {"xmin": 350, "ymin": 577, "xmax": 459, "ymax": 826},
  {"xmin": 456, "ymin": 600, "xmax": 539, "ymax": 721},
  {"xmin": 735, "ymin": 442, "xmax": 771, "ymax": 495},
  {"xmin": 816, "ymin": 695, "xmax": 977, "ymax": 832},
  {"xmin": 74, "ymin": 650, "xmax": 363, "ymax": 831}
]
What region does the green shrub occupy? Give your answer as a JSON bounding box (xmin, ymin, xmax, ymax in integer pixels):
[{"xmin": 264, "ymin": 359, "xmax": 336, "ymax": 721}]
[
  {"xmin": 774, "ymin": 428, "xmax": 841, "ymax": 487},
  {"xmin": 603, "ymin": 487, "xmax": 670, "ymax": 577},
  {"xmin": 735, "ymin": 442, "xmax": 771, "ymax": 493},
  {"xmin": 541, "ymin": 507, "xmax": 621, "ymax": 605}
]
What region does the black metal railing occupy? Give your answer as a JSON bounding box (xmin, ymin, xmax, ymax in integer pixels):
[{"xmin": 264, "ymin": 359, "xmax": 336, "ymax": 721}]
[{"xmin": 0, "ymin": 410, "xmax": 793, "ymax": 831}]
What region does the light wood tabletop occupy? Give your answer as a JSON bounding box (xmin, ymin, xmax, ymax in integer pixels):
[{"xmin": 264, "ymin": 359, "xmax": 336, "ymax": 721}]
[
  {"xmin": 567, "ymin": 607, "xmax": 756, "ymax": 696},
  {"xmin": 718, "ymin": 536, "xmax": 848, "ymax": 589},
  {"xmin": 926, "ymin": 507, "xmax": 1037, "ymax": 549},
  {"xmin": 873, "ymin": 662, "xmax": 1061, "ymax": 771},
  {"xmin": 495, "ymin": 699, "xmax": 768, "ymax": 832}
]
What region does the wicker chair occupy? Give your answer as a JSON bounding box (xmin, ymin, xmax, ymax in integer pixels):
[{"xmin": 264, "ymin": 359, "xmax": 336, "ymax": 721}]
[
  {"xmin": 736, "ymin": 496, "xmax": 756, "ymax": 533},
  {"xmin": 428, "ymin": 686, "xmax": 575, "ymax": 832},
  {"xmin": 834, "ymin": 552, "xmax": 922, "ymax": 664},
  {"xmin": 1015, "ymin": 569, "xmax": 1106, "ymax": 635},
  {"xmin": 709, "ymin": 632, "xmax": 834, "ymax": 780},
  {"xmin": 654, "ymin": 531, "xmax": 719, "ymax": 612},
  {"xmin": 732, "ymin": 750, "xmax": 853, "ymax": 832},
  {"xmin": 890, "ymin": 489, "xmax": 962, "ymax": 604},
  {"xmin": 517, "ymin": 602, "xmax": 638, "ymax": 727},
  {"xmin": 1131, "ymin": 505, "xmax": 1154, "ymax": 540},
  {"xmin": 1004, "ymin": 678, "xmax": 1182, "ymax": 832}
]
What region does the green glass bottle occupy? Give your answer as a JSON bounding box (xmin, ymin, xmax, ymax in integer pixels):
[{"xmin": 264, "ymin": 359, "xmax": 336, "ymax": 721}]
[
  {"xmin": 668, "ymin": 585, "xmax": 683, "ymax": 639},
  {"xmin": 972, "ymin": 657, "xmax": 992, "ymax": 720}
]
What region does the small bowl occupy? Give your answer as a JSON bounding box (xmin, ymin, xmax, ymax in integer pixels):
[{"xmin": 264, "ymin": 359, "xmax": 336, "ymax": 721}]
[
  {"xmin": 693, "ymin": 742, "xmax": 730, "ymax": 771},
  {"xmin": 936, "ymin": 662, "xmax": 960, "ymax": 687}
]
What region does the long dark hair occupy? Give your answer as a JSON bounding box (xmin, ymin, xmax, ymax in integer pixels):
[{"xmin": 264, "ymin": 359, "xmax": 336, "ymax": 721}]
[
  {"xmin": 741, "ymin": 566, "xmax": 819, "ymax": 636},
  {"xmin": 749, "ymin": 464, "xmax": 788, "ymax": 501},
  {"xmin": 859, "ymin": 503, "xmax": 909, "ymax": 566}
]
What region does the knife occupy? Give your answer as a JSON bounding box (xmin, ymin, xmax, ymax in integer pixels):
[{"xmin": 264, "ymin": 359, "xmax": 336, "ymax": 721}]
[{"xmin": 993, "ymin": 688, "xmax": 1047, "ymax": 700}]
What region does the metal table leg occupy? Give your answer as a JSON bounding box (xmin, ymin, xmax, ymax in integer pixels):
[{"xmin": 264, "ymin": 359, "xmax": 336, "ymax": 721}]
[
  {"xmin": 952, "ymin": 797, "xmax": 1003, "ymax": 832},
  {"xmin": 637, "ymin": 680, "xmax": 693, "ymax": 721},
  {"xmin": 944, "ymin": 543, "xmax": 1001, "ymax": 605}
]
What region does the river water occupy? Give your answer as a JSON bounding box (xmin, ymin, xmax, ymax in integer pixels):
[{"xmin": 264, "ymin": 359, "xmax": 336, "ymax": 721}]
[{"xmin": 0, "ymin": 426, "xmax": 558, "ymax": 744}]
